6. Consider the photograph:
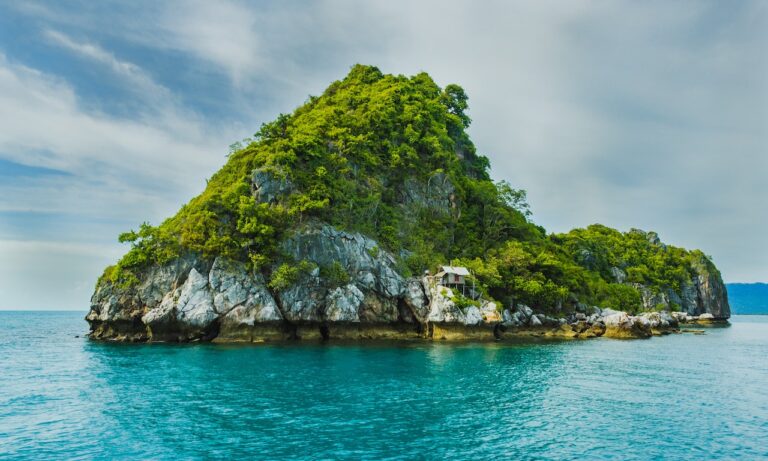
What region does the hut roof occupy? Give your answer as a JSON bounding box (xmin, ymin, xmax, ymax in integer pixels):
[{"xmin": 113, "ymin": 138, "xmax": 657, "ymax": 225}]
[{"xmin": 436, "ymin": 266, "xmax": 470, "ymax": 277}]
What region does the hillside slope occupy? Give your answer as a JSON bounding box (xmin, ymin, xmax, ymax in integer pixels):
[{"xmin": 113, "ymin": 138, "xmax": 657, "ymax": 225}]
[{"xmin": 86, "ymin": 65, "xmax": 729, "ymax": 342}]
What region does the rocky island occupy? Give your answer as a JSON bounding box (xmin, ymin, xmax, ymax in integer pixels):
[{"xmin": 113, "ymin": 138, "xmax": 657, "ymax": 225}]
[{"xmin": 86, "ymin": 65, "xmax": 730, "ymax": 343}]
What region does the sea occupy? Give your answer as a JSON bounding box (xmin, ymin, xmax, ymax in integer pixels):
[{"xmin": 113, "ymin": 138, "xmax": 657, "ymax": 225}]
[{"xmin": 0, "ymin": 311, "xmax": 766, "ymax": 460}]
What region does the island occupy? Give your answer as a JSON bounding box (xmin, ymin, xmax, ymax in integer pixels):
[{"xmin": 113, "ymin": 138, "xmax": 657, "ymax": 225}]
[{"xmin": 86, "ymin": 65, "xmax": 730, "ymax": 343}]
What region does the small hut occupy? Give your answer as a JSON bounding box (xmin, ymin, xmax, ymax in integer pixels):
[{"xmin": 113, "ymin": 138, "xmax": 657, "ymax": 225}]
[{"xmin": 435, "ymin": 266, "xmax": 470, "ymax": 288}]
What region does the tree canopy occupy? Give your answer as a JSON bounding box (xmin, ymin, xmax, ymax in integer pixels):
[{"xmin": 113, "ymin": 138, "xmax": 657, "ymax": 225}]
[{"xmin": 102, "ymin": 65, "xmax": 717, "ymax": 314}]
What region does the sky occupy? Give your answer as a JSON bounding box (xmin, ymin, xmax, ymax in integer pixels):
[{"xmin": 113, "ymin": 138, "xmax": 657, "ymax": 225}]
[{"xmin": 0, "ymin": 0, "xmax": 765, "ymax": 310}]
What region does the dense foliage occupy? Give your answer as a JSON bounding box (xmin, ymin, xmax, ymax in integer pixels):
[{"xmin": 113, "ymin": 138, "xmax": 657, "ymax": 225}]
[{"xmin": 103, "ymin": 65, "xmax": 717, "ymax": 314}]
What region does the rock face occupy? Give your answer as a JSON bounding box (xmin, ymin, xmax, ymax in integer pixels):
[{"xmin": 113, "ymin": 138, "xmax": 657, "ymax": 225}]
[
  {"xmin": 88, "ymin": 256, "xmax": 283, "ymax": 342},
  {"xmin": 89, "ymin": 223, "xmax": 498, "ymax": 342},
  {"xmin": 252, "ymin": 167, "xmax": 294, "ymax": 204},
  {"xmin": 626, "ymin": 254, "xmax": 730, "ymax": 320},
  {"xmin": 87, "ymin": 221, "xmax": 729, "ymax": 342}
]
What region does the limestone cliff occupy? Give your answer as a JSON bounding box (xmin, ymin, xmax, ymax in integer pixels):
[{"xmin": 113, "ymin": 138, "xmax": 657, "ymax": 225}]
[{"xmin": 86, "ymin": 65, "xmax": 730, "ymax": 342}]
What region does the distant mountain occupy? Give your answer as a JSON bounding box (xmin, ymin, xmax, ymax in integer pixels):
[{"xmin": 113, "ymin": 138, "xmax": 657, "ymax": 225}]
[{"xmin": 726, "ymin": 283, "xmax": 768, "ymax": 314}]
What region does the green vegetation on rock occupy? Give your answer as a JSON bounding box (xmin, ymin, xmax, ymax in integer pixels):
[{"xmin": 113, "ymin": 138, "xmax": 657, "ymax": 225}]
[{"xmin": 104, "ymin": 64, "xmax": 720, "ymax": 315}]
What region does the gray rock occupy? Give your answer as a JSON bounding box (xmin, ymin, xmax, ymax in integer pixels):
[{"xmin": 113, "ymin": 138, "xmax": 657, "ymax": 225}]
[
  {"xmin": 529, "ymin": 314, "xmax": 543, "ymax": 327},
  {"xmin": 427, "ymin": 286, "xmax": 462, "ymax": 323},
  {"xmin": 283, "ymin": 223, "xmax": 405, "ymax": 299},
  {"xmin": 141, "ymin": 288, "xmax": 179, "ymax": 327},
  {"xmin": 175, "ymin": 268, "xmax": 217, "ymax": 328},
  {"xmin": 324, "ymin": 284, "xmax": 364, "ymax": 322},
  {"xmin": 610, "ymin": 266, "xmax": 627, "ymax": 284},
  {"xmin": 216, "ymin": 261, "xmax": 282, "ymax": 327},
  {"xmin": 464, "ymin": 306, "xmax": 483, "ymax": 325},
  {"xmin": 208, "ymin": 258, "xmax": 250, "ymax": 314},
  {"xmin": 403, "ymin": 277, "xmax": 430, "ymax": 322},
  {"xmin": 277, "ymin": 266, "xmax": 326, "ymax": 322},
  {"xmin": 400, "ymin": 172, "xmax": 456, "ymax": 217},
  {"xmin": 516, "ymin": 304, "xmax": 533, "ymax": 319},
  {"xmin": 251, "ymin": 167, "xmax": 293, "ymax": 204},
  {"xmin": 479, "ymin": 301, "xmax": 501, "ymax": 323}
]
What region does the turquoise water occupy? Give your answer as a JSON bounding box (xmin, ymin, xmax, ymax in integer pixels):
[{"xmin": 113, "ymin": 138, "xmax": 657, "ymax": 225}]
[{"xmin": 0, "ymin": 313, "xmax": 766, "ymax": 460}]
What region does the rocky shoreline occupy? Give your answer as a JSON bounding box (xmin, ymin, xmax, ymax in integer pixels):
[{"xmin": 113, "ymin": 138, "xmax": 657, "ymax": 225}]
[
  {"xmin": 88, "ymin": 300, "xmax": 728, "ymax": 344},
  {"xmin": 87, "ymin": 224, "xmax": 730, "ymax": 344}
]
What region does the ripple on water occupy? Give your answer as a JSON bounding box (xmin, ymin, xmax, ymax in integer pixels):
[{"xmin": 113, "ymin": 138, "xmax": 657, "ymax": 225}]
[{"xmin": 0, "ymin": 313, "xmax": 767, "ymax": 460}]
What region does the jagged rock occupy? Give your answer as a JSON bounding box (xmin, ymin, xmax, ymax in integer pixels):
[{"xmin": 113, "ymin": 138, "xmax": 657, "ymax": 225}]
[
  {"xmin": 600, "ymin": 308, "xmax": 622, "ymax": 317},
  {"xmin": 610, "ymin": 267, "xmax": 627, "ymax": 284},
  {"xmin": 283, "ymin": 223, "xmax": 405, "ymax": 299},
  {"xmin": 359, "ymin": 291, "xmax": 400, "ymax": 323},
  {"xmin": 698, "ymin": 313, "xmax": 715, "ymax": 322},
  {"xmin": 583, "ymin": 322, "xmax": 606, "ymax": 338},
  {"xmin": 546, "ymin": 323, "xmax": 578, "ymax": 338},
  {"xmin": 208, "ymin": 259, "xmax": 247, "ymax": 314},
  {"xmin": 602, "ymin": 311, "xmax": 652, "ymax": 339},
  {"xmin": 404, "ymin": 277, "xmax": 431, "ymax": 322},
  {"xmin": 252, "ymin": 167, "xmax": 293, "ymax": 204},
  {"xmin": 211, "ymin": 259, "xmax": 281, "ymax": 327},
  {"xmin": 324, "ymin": 284, "xmax": 365, "ymax": 322},
  {"xmin": 277, "ymin": 266, "xmax": 326, "ymax": 322},
  {"xmin": 174, "ymin": 269, "xmax": 217, "ymax": 328},
  {"xmin": 529, "ymin": 315, "xmax": 543, "ymax": 327},
  {"xmin": 401, "ymin": 172, "xmax": 456, "ymax": 216},
  {"xmin": 88, "ymin": 255, "xmax": 200, "ymax": 326},
  {"xmin": 678, "ymin": 280, "xmax": 699, "ymax": 315},
  {"xmin": 141, "ymin": 288, "xmax": 178, "ymax": 328},
  {"xmin": 479, "ymin": 301, "xmax": 501, "ymax": 323},
  {"xmin": 464, "ymin": 306, "xmax": 483, "ymax": 325},
  {"xmin": 637, "ymin": 311, "xmax": 678, "ymax": 333},
  {"xmin": 692, "ymin": 261, "xmax": 730, "ymax": 319},
  {"xmin": 516, "ymin": 304, "xmax": 533, "ymax": 319},
  {"xmin": 427, "ymin": 286, "xmax": 463, "ymax": 323}
]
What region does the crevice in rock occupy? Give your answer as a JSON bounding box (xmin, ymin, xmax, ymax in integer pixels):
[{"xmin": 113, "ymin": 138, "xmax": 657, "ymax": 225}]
[
  {"xmin": 268, "ymin": 283, "xmax": 299, "ymax": 340},
  {"xmin": 493, "ymin": 322, "xmax": 506, "ymax": 340},
  {"xmin": 319, "ymin": 323, "xmax": 330, "ymax": 341},
  {"xmin": 201, "ymin": 317, "xmax": 221, "ymax": 341}
]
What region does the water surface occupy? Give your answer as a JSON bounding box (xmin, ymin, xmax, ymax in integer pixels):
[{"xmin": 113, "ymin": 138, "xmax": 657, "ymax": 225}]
[{"xmin": 0, "ymin": 312, "xmax": 766, "ymax": 460}]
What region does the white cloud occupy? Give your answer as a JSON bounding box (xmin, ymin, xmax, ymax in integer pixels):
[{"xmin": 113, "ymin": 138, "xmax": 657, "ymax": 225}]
[
  {"xmin": 44, "ymin": 29, "xmax": 170, "ymax": 102},
  {"xmin": 0, "ymin": 52, "xmax": 234, "ymax": 210},
  {"xmin": 157, "ymin": 0, "xmax": 263, "ymax": 87},
  {"xmin": 0, "ymin": 0, "xmax": 765, "ymax": 315}
]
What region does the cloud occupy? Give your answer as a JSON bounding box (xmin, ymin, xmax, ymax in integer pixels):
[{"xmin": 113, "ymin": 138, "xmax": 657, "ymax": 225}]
[
  {"xmin": 0, "ymin": 0, "xmax": 765, "ymax": 312},
  {"xmin": 156, "ymin": 0, "xmax": 263, "ymax": 87},
  {"xmin": 0, "ymin": 51, "xmax": 237, "ymax": 309},
  {"xmin": 44, "ymin": 29, "xmax": 170, "ymax": 100},
  {"xmin": 0, "ymin": 51, "xmax": 232, "ymax": 201}
]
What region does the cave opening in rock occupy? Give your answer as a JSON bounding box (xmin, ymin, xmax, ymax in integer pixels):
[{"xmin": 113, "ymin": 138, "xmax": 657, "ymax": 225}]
[
  {"xmin": 493, "ymin": 322, "xmax": 507, "ymax": 340},
  {"xmin": 319, "ymin": 323, "xmax": 330, "ymax": 341}
]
